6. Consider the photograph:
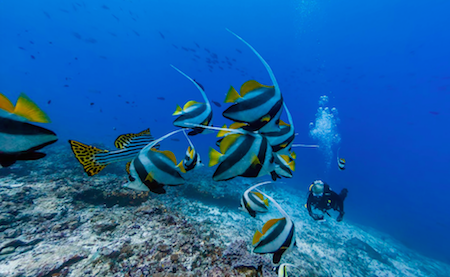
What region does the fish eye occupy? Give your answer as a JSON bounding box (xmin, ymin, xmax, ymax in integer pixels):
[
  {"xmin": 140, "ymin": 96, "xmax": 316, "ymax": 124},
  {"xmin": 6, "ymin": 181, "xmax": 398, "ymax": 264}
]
[{"xmin": 129, "ymin": 175, "xmax": 135, "ymax": 182}]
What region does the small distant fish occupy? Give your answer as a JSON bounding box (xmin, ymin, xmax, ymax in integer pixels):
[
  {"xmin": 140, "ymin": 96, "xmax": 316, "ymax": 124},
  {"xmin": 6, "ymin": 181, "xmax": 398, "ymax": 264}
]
[
  {"xmin": 204, "ymin": 48, "xmax": 210, "ymax": 53},
  {"xmin": 84, "ymin": 38, "xmax": 97, "ymax": 44},
  {"xmin": 18, "ymin": 47, "xmax": 25, "ymax": 50},
  {"xmin": 29, "ymin": 41, "xmax": 34, "ymax": 44},
  {"xmin": 72, "ymin": 32, "xmax": 82, "ymax": 39},
  {"xmin": 236, "ymin": 48, "xmax": 242, "ymax": 53},
  {"xmin": 49, "ymin": 41, "xmax": 53, "ymax": 44},
  {"xmin": 101, "ymin": 4, "xmax": 110, "ymax": 10},
  {"xmin": 429, "ymin": 111, "xmax": 440, "ymax": 115},
  {"xmin": 112, "ymin": 15, "xmax": 120, "ymax": 21},
  {"xmin": 172, "ymin": 44, "xmax": 178, "ymax": 49},
  {"xmin": 193, "ymin": 79, "xmax": 204, "ymax": 91},
  {"xmin": 337, "ymin": 148, "xmax": 345, "ymax": 170},
  {"xmin": 59, "ymin": 8, "xmax": 70, "ymax": 13},
  {"xmin": 99, "ymin": 56, "xmax": 107, "ymax": 59},
  {"xmin": 90, "ymin": 102, "xmax": 94, "ymax": 106},
  {"xmin": 124, "ymin": 129, "xmax": 186, "ymax": 194},
  {"xmin": 30, "ymin": 55, "xmax": 35, "ymax": 59},
  {"xmin": 170, "ymin": 138, "xmax": 179, "ymax": 142},
  {"xmin": 43, "ymin": 11, "xmax": 51, "ymax": 19},
  {"xmin": 133, "ymin": 30, "xmax": 140, "ymax": 36},
  {"xmin": 212, "ymin": 100, "xmax": 221, "ymax": 107},
  {"xmin": 47, "ymin": 100, "xmax": 51, "ymax": 104},
  {"xmin": 240, "ymin": 182, "xmax": 271, "ymax": 217},
  {"xmin": 194, "ymin": 42, "xmax": 200, "ymax": 48},
  {"xmin": 182, "ymin": 130, "xmax": 202, "ymax": 171},
  {"xmin": 74, "ymin": 57, "xmax": 78, "ymax": 60},
  {"xmin": 157, "ymin": 97, "xmax": 165, "ymax": 100},
  {"xmin": 181, "ymin": 47, "xmax": 189, "ymax": 51},
  {"xmin": 64, "ymin": 85, "xmax": 69, "ymax": 87},
  {"xmin": 158, "ymin": 31, "xmax": 165, "ymax": 39},
  {"xmin": 0, "ymin": 92, "xmax": 57, "ymax": 167},
  {"xmin": 69, "ymin": 129, "xmax": 158, "ymax": 176}
]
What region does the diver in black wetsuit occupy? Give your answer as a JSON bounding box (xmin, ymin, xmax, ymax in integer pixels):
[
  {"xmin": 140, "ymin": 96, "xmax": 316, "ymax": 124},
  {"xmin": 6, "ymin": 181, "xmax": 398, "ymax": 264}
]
[{"xmin": 306, "ymin": 180, "xmax": 348, "ymax": 222}]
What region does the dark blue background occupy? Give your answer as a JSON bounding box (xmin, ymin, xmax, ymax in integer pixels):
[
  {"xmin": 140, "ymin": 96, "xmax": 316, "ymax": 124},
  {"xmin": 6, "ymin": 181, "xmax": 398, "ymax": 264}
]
[{"xmin": 1, "ymin": 0, "xmax": 449, "ymax": 263}]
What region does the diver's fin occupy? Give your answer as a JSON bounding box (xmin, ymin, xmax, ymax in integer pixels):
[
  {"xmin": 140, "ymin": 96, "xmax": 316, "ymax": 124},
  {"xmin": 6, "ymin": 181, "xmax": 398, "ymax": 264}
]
[
  {"xmin": 114, "ymin": 128, "xmax": 151, "ymax": 149},
  {"xmin": 14, "ymin": 93, "xmax": 51, "ymax": 123},
  {"xmin": 68, "ymin": 140, "xmax": 109, "ymax": 176},
  {"xmin": 0, "ymin": 92, "xmax": 14, "ymax": 113}
]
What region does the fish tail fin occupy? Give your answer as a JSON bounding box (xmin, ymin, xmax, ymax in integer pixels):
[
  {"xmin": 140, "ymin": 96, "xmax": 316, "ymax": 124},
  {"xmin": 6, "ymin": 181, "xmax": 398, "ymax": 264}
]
[
  {"xmin": 13, "ymin": 93, "xmax": 51, "ymax": 123},
  {"xmin": 68, "ymin": 140, "xmax": 109, "ymax": 176},
  {"xmin": 208, "ymin": 147, "xmax": 223, "ymax": 167},
  {"xmin": 226, "ymin": 29, "xmax": 279, "ymax": 91}
]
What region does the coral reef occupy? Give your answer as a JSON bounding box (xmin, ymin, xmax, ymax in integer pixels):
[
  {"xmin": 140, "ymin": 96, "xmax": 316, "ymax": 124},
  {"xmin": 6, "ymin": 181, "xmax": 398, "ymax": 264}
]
[{"xmin": 0, "ymin": 144, "xmax": 449, "ymax": 276}]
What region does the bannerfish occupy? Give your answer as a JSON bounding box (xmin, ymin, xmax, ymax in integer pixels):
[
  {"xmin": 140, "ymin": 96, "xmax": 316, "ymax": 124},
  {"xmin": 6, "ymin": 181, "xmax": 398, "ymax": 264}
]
[
  {"xmin": 240, "ymin": 181, "xmax": 271, "ymax": 217},
  {"xmin": 171, "ymin": 65, "xmax": 213, "ymax": 136},
  {"xmin": 124, "ymin": 129, "xmax": 187, "ymax": 194},
  {"xmin": 223, "ymin": 29, "xmax": 283, "ymax": 133},
  {"xmin": 212, "ymin": 100, "xmax": 221, "ymax": 107},
  {"xmin": 182, "ymin": 129, "xmax": 202, "ymax": 171},
  {"xmin": 263, "ymin": 103, "xmax": 295, "ymax": 155},
  {"xmin": 252, "ymin": 191, "xmax": 296, "ymax": 264},
  {"xmin": 0, "ymin": 92, "xmax": 57, "ymax": 167},
  {"xmin": 337, "ymin": 148, "xmax": 345, "ymax": 170},
  {"xmin": 69, "ymin": 128, "xmax": 159, "ymax": 176},
  {"xmin": 278, "ymin": 263, "xmax": 297, "ymax": 277},
  {"xmin": 209, "ymin": 129, "xmax": 274, "ymax": 181},
  {"xmin": 271, "ymin": 153, "xmax": 295, "ymax": 180}
]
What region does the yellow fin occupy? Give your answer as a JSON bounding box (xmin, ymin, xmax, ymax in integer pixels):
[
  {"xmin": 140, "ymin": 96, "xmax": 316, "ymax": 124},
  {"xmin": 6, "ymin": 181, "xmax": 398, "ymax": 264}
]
[
  {"xmin": 220, "ymin": 134, "xmax": 241, "ymax": 154},
  {"xmin": 208, "ymin": 147, "xmax": 222, "ymax": 167},
  {"xmin": 279, "ymin": 119, "xmax": 290, "ymax": 127},
  {"xmin": 125, "ymin": 161, "xmax": 131, "ymax": 175},
  {"xmin": 217, "ymin": 124, "xmax": 229, "ymax": 138},
  {"xmin": 173, "ymin": 104, "xmax": 182, "ymax": 115},
  {"xmin": 288, "ymin": 160, "xmax": 296, "ymax": 171},
  {"xmin": 161, "ymin": 150, "xmax": 177, "ymax": 165},
  {"xmin": 0, "ymin": 93, "xmax": 14, "ymax": 113},
  {"xmin": 183, "ymin": 100, "xmax": 200, "ymax": 110},
  {"xmin": 251, "ymin": 154, "xmax": 261, "ymax": 167},
  {"xmin": 291, "ymin": 151, "xmax": 297, "ymax": 160},
  {"xmin": 229, "ymin": 122, "xmax": 247, "ymax": 129},
  {"xmin": 280, "ymin": 155, "xmax": 290, "ymax": 164},
  {"xmin": 340, "ymin": 158, "xmax": 346, "ymax": 163},
  {"xmin": 263, "ymin": 198, "xmax": 269, "ymax": 207},
  {"xmin": 252, "ymin": 230, "xmax": 263, "ymax": 245},
  {"xmin": 261, "ymin": 115, "xmax": 271, "ymax": 123},
  {"xmin": 145, "ymin": 172, "xmax": 154, "ymax": 182},
  {"xmin": 178, "ymin": 161, "xmax": 186, "ymax": 173},
  {"xmin": 305, "ymin": 204, "xmax": 308, "ymax": 208},
  {"xmin": 262, "ymin": 218, "xmax": 284, "ymax": 234},
  {"xmin": 14, "ymin": 93, "xmax": 51, "ymax": 123},
  {"xmin": 251, "ymin": 191, "xmax": 264, "ymax": 200},
  {"xmin": 225, "ymin": 86, "xmax": 241, "ymax": 103},
  {"xmin": 279, "ymin": 143, "xmax": 288, "ymax": 148},
  {"xmin": 240, "ymin": 80, "xmax": 272, "ymax": 97},
  {"xmin": 68, "ymin": 140, "xmax": 109, "ymax": 176},
  {"xmin": 114, "ymin": 128, "xmax": 151, "ymax": 149}
]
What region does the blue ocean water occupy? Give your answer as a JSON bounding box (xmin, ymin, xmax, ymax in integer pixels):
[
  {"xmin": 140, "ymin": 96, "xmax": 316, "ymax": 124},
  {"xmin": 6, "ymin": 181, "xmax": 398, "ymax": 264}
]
[{"xmin": 1, "ymin": 0, "xmax": 449, "ymax": 265}]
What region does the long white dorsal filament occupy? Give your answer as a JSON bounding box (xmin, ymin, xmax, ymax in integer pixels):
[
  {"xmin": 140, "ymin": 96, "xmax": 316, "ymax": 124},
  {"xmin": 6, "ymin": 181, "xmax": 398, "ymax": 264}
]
[{"xmin": 170, "ymin": 65, "xmax": 210, "ymax": 106}]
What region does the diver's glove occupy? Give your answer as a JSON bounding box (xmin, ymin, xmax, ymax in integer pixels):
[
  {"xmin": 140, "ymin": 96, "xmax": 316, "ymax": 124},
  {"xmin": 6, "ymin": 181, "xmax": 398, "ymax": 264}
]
[
  {"xmin": 311, "ymin": 213, "xmax": 324, "ymax": 221},
  {"xmin": 337, "ymin": 212, "xmax": 345, "ymax": 222}
]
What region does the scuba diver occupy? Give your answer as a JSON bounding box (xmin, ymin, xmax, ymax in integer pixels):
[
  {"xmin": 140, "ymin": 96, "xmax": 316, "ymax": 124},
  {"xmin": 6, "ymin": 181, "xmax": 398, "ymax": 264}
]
[{"xmin": 306, "ymin": 180, "xmax": 348, "ymax": 222}]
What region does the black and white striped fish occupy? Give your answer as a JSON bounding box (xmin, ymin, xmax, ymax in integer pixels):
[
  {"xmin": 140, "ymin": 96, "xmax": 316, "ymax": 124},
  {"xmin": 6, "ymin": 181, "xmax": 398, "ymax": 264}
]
[
  {"xmin": 271, "ymin": 153, "xmax": 295, "ymax": 180},
  {"xmin": 209, "ymin": 130, "xmax": 274, "ymax": 181},
  {"xmin": 240, "ymin": 181, "xmax": 271, "ymax": 217},
  {"xmin": 337, "ymin": 148, "xmax": 346, "ymax": 170},
  {"xmin": 0, "ymin": 92, "xmax": 57, "ymax": 167},
  {"xmin": 252, "ymin": 191, "xmax": 296, "ymax": 264},
  {"xmin": 124, "ymin": 129, "xmax": 186, "ymax": 194},
  {"xmin": 171, "ymin": 65, "xmax": 213, "ymax": 136},
  {"xmin": 69, "ymin": 128, "xmax": 159, "ymax": 176},
  {"xmin": 222, "ymin": 29, "xmax": 283, "ymax": 133},
  {"xmin": 263, "ymin": 103, "xmax": 295, "ymax": 154},
  {"xmin": 182, "ymin": 130, "xmax": 202, "ymax": 171}
]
